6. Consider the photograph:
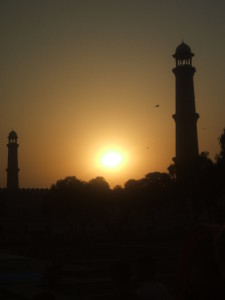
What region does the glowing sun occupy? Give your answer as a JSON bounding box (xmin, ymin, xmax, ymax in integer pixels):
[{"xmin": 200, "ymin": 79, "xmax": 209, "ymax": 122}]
[{"xmin": 101, "ymin": 151, "xmax": 123, "ymax": 169}]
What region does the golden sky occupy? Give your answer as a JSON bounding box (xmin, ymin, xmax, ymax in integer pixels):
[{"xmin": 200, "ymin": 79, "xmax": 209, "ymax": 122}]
[{"xmin": 0, "ymin": 0, "xmax": 225, "ymax": 188}]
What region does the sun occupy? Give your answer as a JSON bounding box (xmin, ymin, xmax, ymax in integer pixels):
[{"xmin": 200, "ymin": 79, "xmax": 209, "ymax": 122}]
[{"xmin": 101, "ymin": 151, "xmax": 124, "ymax": 169}]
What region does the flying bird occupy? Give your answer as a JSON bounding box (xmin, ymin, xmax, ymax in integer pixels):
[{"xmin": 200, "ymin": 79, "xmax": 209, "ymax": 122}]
[{"xmin": 155, "ymin": 104, "xmax": 159, "ymax": 107}]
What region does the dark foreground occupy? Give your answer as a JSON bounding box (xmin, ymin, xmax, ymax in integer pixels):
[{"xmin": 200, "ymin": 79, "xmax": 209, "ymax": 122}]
[{"xmin": 0, "ymin": 234, "xmax": 183, "ymax": 300}]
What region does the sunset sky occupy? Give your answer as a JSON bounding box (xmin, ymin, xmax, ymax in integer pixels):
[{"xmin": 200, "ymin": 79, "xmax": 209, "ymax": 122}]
[{"xmin": 0, "ymin": 0, "xmax": 225, "ymax": 188}]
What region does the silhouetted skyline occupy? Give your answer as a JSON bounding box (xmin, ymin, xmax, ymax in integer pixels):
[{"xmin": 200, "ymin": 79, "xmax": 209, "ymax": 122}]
[{"xmin": 0, "ymin": 1, "xmax": 225, "ymax": 188}]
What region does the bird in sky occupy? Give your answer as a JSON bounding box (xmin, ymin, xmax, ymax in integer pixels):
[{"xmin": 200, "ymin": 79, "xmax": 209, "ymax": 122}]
[{"xmin": 155, "ymin": 104, "xmax": 159, "ymax": 107}]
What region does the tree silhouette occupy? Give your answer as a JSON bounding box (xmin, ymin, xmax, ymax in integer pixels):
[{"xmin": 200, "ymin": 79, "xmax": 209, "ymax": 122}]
[
  {"xmin": 216, "ymin": 128, "xmax": 225, "ymax": 165},
  {"xmin": 144, "ymin": 172, "xmax": 174, "ymax": 189},
  {"xmin": 168, "ymin": 162, "xmax": 176, "ymax": 180},
  {"xmin": 51, "ymin": 176, "xmax": 86, "ymax": 192},
  {"xmin": 214, "ymin": 128, "xmax": 225, "ymax": 205},
  {"xmin": 124, "ymin": 179, "xmax": 140, "ymax": 191},
  {"xmin": 88, "ymin": 176, "xmax": 110, "ymax": 192},
  {"xmin": 42, "ymin": 176, "xmax": 89, "ymax": 236}
]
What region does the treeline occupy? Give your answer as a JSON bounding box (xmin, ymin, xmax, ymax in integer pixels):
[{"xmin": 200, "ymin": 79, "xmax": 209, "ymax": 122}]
[
  {"xmin": 1, "ymin": 129, "xmax": 224, "ymax": 245},
  {"xmin": 42, "ymin": 128, "xmax": 225, "ymax": 226},
  {"xmin": 43, "ymin": 172, "xmax": 175, "ymax": 220}
]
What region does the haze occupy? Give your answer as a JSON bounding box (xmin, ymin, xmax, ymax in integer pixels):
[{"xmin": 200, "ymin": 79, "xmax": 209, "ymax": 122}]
[{"xmin": 0, "ymin": 0, "xmax": 225, "ymax": 188}]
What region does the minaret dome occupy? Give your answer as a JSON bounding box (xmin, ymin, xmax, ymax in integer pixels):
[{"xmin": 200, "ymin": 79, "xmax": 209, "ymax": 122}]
[
  {"xmin": 8, "ymin": 130, "xmax": 18, "ymax": 143},
  {"xmin": 173, "ymin": 42, "xmax": 194, "ymax": 67}
]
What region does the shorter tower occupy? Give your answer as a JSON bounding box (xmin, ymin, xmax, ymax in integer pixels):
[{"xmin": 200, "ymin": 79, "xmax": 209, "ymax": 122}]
[{"xmin": 6, "ymin": 130, "xmax": 19, "ymax": 189}]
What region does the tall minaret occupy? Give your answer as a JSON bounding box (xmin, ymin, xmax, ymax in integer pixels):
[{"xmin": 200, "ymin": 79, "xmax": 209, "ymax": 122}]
[
  {"xmin": 6, "ymin": 130, "xmax": 19, "ymax": 189},
  {"xmin": 172, "ymin": 42, "xmax": 199, "ymax": 180}
]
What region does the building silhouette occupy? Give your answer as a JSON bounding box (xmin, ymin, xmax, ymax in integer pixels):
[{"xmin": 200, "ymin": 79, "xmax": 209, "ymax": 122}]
[
  {"xmin": 6, "ymin": 130, "xmax": 19, "ymax": 189},
  {"xmin": 172, "ymin": 42, "xmax": 199, "ymax": 180}
]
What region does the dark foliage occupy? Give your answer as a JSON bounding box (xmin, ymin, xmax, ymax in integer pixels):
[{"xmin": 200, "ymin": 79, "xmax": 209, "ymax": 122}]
[{"xmin": 1, "ymin": 128, "xmax": 225, "ymax": 245}]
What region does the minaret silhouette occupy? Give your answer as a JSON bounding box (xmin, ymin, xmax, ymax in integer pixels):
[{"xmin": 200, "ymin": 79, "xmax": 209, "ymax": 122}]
[
  {"xmin": 6, "ymin": 130, "xmax": 19, "ymax": 189},
  {"xmin": 172, "ymin": 42, "xmax": 199, "ymax": 181}
]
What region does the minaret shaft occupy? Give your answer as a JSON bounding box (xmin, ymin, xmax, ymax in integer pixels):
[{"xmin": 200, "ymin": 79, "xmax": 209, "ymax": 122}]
[
  {"xmin": 172, "ymin": 43, "xmax": 199, "ymax": 180},
  {"xmin": 7, "ymin": 130, "xmax": 19, "ymax": 189}
]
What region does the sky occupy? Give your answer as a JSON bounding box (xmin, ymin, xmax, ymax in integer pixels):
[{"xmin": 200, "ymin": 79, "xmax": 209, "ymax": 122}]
[{"xmin": 0, "ymin": 0, "xmax": 225, "ymax": 188}]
